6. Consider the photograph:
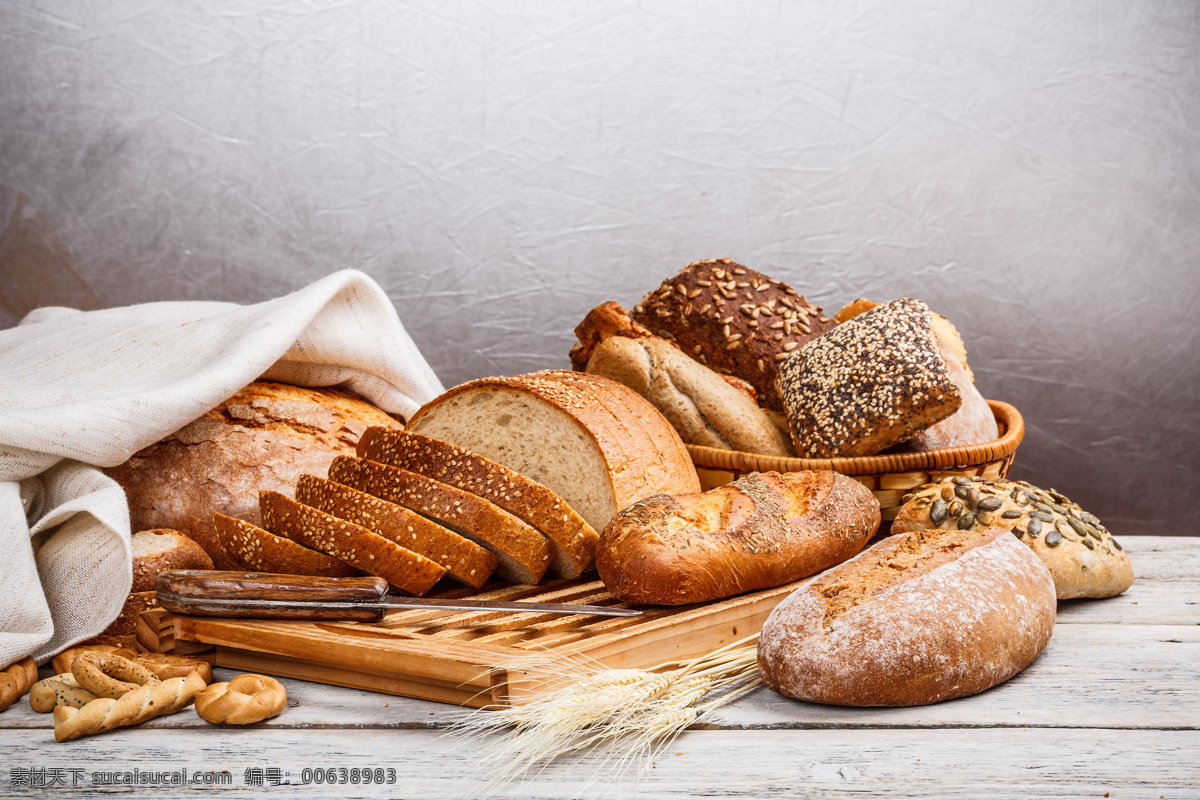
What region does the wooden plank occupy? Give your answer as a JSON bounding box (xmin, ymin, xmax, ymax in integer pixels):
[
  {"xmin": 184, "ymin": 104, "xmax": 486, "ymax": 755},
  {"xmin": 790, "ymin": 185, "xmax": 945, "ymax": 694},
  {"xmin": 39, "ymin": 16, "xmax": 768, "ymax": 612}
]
[
  {"xmin": 1055, "ymin": 578, "xmax": 1200, "ymax": 625},
  {"xmin": 0, "ymin": 727, "xmax": 1194, "ymax": 799}
]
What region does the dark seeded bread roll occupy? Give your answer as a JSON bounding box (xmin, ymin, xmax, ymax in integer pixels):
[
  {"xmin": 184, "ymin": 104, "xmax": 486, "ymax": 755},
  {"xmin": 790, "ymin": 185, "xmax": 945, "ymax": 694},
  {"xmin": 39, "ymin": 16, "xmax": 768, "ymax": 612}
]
[
  {"xmin": 629, "ymin": 259, "xmax": 835, "ymax": 412},
  {"xmin": 776, "ymin": 298, "xmax": 962, "ymax": 457},
  {"xmin": 758, "ymin": 527, "xmax": 1057, "ymax": 706}
]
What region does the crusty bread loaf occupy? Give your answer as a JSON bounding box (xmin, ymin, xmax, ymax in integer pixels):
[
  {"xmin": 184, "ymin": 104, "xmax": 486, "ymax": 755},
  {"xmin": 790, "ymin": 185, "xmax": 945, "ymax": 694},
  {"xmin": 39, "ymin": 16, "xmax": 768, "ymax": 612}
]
[
  {"xmin": 259, "ymin": 491, "xmax": 446, "ymax": 595},
  {"xmin": 355, "ymin": 429, "xmax": 597, "ymax": 578},
  {"xmin": 131, "ymin": 529, "xmax": 213, "ymax": 592},
  {"xmin": 776, "ymin": 298, "xmax": 962, "ymax": 457},
  {"xmin": 835, "ymin": 298, "xmax": 974, "ymax": 383},
  {"xmin": 213, "ymin": 513, "xmax": 357, "ymax": 578},
  {"xmin": 328, "ymin": 456, "xmax": 553, "ymax": 585},
  {"xmin": 891, "ymin": 477, "xmax": 1134, "ymax": 598},
  {"xmin": 597, "ymin": 471, "xmax": 880, "ymax": 605},
  {"xmin": 758, "ymin": 527, "xmax": 1057, "ymax": 706},
  {"xmin": 629, "ymin": 259, "xmax": 836, "ymax": 411},
  {"xmin": 294, "ymin": 474, "xmax": 497, "ymax": 588},
  {"xmin": 92, "ymin": 591, "xmax": 159, "ymax": 641},
  {"xmin": 585, "ymin": 336, "xmax": 794, "ymax": 457},
  {"xmin": 889, "ymin": 342, "xmax": 998, "ymax": 453},
  {"xmin": 105, "ymin": 381, "xmax": 403, "ymax": 569},
  {"xmin": 407, "ymin": 370, "xmax": 700, "ymax": 534},
  {"xmin": 569, "ymin": 300, "xmax": 662, "ymax": 372}
]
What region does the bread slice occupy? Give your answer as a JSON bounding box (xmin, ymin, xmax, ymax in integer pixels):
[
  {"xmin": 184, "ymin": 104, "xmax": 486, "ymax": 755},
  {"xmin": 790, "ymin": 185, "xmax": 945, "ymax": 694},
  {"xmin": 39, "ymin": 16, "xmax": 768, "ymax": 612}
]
[
  {"xmin": 406, "ymin": 370, "xmax": 700, "ymax": 534},
  {"xmin": 214, "ymin": 512, "xmax": 357, "ymax": 578},
  {"xmin": 131, "ymin": 529, "xmax": 213, "ymax": 592},
  {"xmin": 356, "ymin": 428, "xmax": 598, "ymax": 578},
  {"xmin": 259, "ymin": 491, "xmax": 446, "ymax": 595},
  {"xmin": 327, "ymin": 456, "xmax": 552, "ymax": 585},
  {"xmin": 294, "ymin": 474, "xmax": 496, "ymax": 589}
]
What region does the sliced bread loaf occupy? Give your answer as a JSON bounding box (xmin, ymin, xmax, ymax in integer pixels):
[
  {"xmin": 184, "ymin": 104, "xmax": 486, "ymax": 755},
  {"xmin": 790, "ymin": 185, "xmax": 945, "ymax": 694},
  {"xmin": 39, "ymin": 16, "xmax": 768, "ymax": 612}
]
[
  {"xmin": 131, "ymin": 529, "xmax": 213, "ymax": 592},
  {"xmin": 214, "ymin": 512, "xmax": 357, "ymax": 577},
  {"xmin": 327, "ymin": 456, "xmax": 552, "ymax": 585},
  {"xmin": 259, "ymin": 491, "xmax": 446, "ymax": 595},
  {"xmin": 356, "ymin": 428, "xmax": 598, "ymax": 578},
  {"xmin": 295, "ymin": 474, "xmax": 497, "ymax": 589},
  {"xmin": 406, "ymin": 370, "xmax": 700, "ymax": 533}
]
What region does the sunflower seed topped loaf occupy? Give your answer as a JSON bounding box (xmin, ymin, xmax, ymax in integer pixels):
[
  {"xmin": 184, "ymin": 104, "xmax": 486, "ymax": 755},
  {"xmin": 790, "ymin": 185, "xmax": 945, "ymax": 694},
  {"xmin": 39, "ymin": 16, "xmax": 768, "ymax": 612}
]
[
  {"xmin": 629, "ymin": 259, "xmax": 836, "ymax": 412},
  {"xmin": 891, "ymin": 477, "xmax": 1134, "ymax": 599},
  {"xmin": 775, "ymin": 297, "xmax": 962, "ymax": 458}
]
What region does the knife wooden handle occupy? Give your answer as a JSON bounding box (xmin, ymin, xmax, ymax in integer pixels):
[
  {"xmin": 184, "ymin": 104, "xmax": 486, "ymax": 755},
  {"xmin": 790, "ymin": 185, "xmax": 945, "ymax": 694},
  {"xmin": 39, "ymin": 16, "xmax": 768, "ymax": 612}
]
[{"xmin": 155, "ymin": 570, "xmax": 389, "ymax": 621}]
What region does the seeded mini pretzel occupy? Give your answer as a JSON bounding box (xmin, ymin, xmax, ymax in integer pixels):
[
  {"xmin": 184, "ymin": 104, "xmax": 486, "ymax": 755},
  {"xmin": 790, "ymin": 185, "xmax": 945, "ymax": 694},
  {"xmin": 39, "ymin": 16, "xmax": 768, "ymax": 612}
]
[
  {"xmin": 0, "ymin": 658, "xmax": 38, "ymax": 712},
  {"xmin": 29, "ymin": 674, "xmax": 98, "ymax": 713},
  {"xmin": 194, "ymin": 674, "xmax": 287, "ymax": 725},
  {"xmin": 71, "ymin": 652, "xmax": 159, "ymax": 700}
]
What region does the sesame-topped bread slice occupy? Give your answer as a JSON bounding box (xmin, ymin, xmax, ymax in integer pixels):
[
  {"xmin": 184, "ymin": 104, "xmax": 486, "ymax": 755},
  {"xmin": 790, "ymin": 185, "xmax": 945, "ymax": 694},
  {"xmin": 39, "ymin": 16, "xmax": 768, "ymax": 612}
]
[
  {"xmin": 628, "ymin": 259, "xmax": 836, "ymax": 412},
  {"xmin": 295, "ymin": 474, "xmax": 496, "ymax": 588},
  {"xmin": 775, "ymin": 298, "xmax": 962, "ymax": 458},
  {"xmin": 213, "ymin": 513, "xmax": 357, "ymax": 578},
  {"xmin": 356, "ymin": 429, "xmax": 598, "ymax": 579},
  {"xmin": 327, "ymin": 456, "xmax": 553, "ymax": 585},
  {"xmin": 406, "ymin": 370, "xmax": 700, "ymax": 534},
  {"xmin": 259, "ymin": 491, "xmax": 446, "ymax": 595}
]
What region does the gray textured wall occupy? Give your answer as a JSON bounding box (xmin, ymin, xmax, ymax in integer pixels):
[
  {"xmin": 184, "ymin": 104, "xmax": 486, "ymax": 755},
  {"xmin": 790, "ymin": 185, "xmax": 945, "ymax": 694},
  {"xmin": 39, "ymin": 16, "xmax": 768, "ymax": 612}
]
[{"xmin": 2, "ymin": 1, "xmax": 1198, "ymax": 536}]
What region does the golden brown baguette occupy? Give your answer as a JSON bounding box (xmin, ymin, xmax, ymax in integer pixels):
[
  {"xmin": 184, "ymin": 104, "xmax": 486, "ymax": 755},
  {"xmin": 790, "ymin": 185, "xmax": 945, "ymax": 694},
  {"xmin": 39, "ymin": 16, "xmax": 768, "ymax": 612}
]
[
  {"xmin": 328, "ymin": 456, "xmax": 553, "ymax": 585},
  {"xmin": 295, "ymin": 474, "xmax": 497, "ymax": 588},
  {"xmin": 53, "ymin": 672, "xmax": 206, "ymax": 742},
  {"xmin": 596, "ymin": 471, "xmax": 880, "ymax": 605},
  {"xmin": 356, "ymin": 428, "xmax": 598, "ymax": 578},
  {"xmin": 214, "ymin": 513, "xmax": 357, "ymax": 578},
  {"xmin": 259, "ymin": 491, "xmax": 446, "ymax": 595}
]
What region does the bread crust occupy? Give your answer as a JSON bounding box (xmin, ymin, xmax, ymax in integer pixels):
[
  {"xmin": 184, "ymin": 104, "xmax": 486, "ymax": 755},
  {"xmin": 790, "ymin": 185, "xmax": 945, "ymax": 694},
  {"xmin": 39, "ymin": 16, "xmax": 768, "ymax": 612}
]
[
  {"xmin": 757, "ymin": 528, "xmax": 1057, "ymax": 706},
  {"xmin": 408, "ymin": 370, "xmax": 700, "ymax": 533},
  {"xmin": 295, "ymin": 474, "xmax": 497, "ymax": 588},
  {"xmin": 131, "ymin": 529, "xmax": 213, "ymax": 592},
  {"xmin": 596, "ymin": 471, "xmax": 880, "ymax": 605},
  {"xmin": 105, "ymin": 381, "xmax": 402, "ymax": 569},
  {"xmin": 585, "ymin": 336, "xmax": 794, "ymax": 457},
  {"xmin": 889, "ymin": 343, "xmax": 998, "ymax": 453},
  {"xmin": 891, "ymin": 478, "xmax": 1134, "ymax": 599},
  {"xmin": 214, "ymin": 513, "xmax": 357, "ymax": 578}
]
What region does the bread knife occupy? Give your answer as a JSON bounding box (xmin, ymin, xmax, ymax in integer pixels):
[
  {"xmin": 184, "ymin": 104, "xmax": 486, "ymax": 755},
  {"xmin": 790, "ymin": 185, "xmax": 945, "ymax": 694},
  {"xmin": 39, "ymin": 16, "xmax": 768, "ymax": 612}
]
[{"xmin": 155, "ymin": 570, "xmax": 641, "ymax": 622}]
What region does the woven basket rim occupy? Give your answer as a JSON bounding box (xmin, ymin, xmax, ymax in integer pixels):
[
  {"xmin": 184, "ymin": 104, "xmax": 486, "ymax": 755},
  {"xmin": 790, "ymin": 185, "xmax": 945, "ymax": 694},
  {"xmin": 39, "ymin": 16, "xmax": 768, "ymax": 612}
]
[{"xmin": 687, "ymin": 399, "xmax": 1024, "ymax": 477}]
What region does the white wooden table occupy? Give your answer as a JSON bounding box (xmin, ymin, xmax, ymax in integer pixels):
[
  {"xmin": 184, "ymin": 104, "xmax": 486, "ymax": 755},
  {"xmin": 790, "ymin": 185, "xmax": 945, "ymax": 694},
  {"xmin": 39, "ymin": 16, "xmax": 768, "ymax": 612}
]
[{"xmin": 2, "ymin": 535, "xmax": 1196, "ymax": 799}]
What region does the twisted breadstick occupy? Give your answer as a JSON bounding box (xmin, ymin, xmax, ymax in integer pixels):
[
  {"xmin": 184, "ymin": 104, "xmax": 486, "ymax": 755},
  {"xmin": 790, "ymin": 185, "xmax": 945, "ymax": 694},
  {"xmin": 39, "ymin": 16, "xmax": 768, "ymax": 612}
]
[
  {"xmin": 30, "ymin": 674, "xmax": 98, "ymax": 713},
  {"xmin": 53, "ymin": 671, "xmax": 206, "ymax": 742},
  {"xmin": 0, "ymin": 658, "xmax": 38, "ymax": 712},
  {"xmin": 195, "ymin": 674, "xmax": 287, "ymax": 725},
  {"xmin": 72, "ymin": 652, "xmax": 159, "ymax": 699}
]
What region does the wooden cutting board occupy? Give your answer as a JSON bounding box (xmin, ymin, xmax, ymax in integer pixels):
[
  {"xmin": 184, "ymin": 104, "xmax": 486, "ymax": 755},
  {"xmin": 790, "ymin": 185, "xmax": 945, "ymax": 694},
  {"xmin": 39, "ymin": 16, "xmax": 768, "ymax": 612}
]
[{"xmin": 138, "ymin": 577, "xmax": 800, "ymax": 708}]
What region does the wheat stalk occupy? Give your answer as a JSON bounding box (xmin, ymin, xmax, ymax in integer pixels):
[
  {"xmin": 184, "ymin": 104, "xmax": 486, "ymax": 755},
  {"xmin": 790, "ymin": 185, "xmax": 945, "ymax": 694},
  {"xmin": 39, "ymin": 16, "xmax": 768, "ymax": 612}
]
[{"xmin": 451, "ymin": 632, "xmax": 762, "ymax": 793}]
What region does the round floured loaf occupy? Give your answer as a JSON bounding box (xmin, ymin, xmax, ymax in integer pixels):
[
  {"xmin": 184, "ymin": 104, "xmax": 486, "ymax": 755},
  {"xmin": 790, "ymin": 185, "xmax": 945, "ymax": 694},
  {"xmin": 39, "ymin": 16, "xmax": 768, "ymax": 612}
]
[
  {"xmin": 758, "ymin": 527, "xmax": 1056, "ymax": 707},
  {"xmin": 891, "ymin": 477, "xmax": 1134, "ymax": 599},
  {"xmin": 105, "ymin": 381, "xmax": 402, "ymax": 569}
]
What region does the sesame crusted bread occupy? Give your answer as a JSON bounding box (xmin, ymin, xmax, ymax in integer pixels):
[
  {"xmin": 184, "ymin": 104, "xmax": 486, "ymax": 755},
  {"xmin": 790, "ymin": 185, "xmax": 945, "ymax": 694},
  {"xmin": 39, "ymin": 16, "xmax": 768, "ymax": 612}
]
[
  {"xmin": 407, "ymin": 370, "xmax": 700, "ymax": 534},
  {"xmin": 327, "ymin": 456, "xmax": 553, "ymax": 585},
  {"xmin": 835, "ymin": 298, "xmax": 974, "ymax": 384},
  {"xmin": 758, "ymin": 527, "xmax": 1057, "ymax": 707},
  {"xmin": 775, "ymin": 298, "xmax": 963, "ymax": 458},
  {"xmin": 294, "ymin": 474, "xmax": 497, "ymax": 589},
  {"xmin": 259, "ymin": 491, "xmax": 446, "ymax": 595},
  {"xmin": 355, "ymin": 429, "xmax": 598, "ymax": 579},
  {"xmin": 629, "ymin": 259, "xmax": 836, "ymax": 411},
  {"xmin": 891, "ymin": 477, "xmax": 1134, "ymax": 599},
  {"xmin": 214, "ymin": 512, "xmax": 357, "ymax": 578}
]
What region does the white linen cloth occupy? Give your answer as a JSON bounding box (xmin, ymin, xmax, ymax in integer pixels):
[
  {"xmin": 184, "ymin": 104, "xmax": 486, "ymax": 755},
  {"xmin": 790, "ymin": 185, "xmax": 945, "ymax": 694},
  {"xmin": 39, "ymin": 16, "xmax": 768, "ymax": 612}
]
[{"xmin": 0, "ymin": 270, "xmax": 444, "ymax": 666}]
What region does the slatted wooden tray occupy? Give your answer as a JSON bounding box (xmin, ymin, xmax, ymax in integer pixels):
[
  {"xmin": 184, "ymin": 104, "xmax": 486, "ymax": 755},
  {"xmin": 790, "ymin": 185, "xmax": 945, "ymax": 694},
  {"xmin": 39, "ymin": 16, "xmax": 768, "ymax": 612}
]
[{"xmin": 138, "ymin": 577, "xmax": 799, "ymax": 708}]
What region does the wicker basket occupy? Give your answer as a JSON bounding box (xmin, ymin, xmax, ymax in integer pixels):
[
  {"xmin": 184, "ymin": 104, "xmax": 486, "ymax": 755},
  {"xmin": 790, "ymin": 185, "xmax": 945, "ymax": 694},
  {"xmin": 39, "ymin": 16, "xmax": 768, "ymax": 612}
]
[{"xmin": 687, "ymin": 400, "xmax": 1025, "ymax": 521}]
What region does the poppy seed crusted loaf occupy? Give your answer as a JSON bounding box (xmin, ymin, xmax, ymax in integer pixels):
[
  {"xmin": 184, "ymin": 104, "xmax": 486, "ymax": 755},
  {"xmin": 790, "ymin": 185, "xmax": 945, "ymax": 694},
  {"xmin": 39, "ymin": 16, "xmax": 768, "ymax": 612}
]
[{"xmin": 775, "ymin": 298, "xmax": 962, "ymax": 458}]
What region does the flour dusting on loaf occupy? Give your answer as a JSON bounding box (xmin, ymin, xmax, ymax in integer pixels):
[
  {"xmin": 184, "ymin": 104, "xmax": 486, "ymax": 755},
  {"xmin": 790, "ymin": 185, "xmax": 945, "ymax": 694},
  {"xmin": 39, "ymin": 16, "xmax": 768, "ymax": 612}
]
[{"xmin": 758, "ymin": 528, "xmax": 1056, "ymax": 706}]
